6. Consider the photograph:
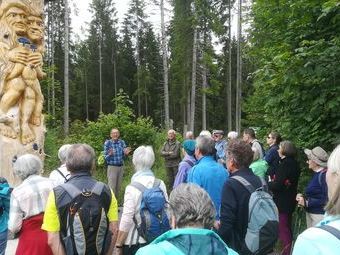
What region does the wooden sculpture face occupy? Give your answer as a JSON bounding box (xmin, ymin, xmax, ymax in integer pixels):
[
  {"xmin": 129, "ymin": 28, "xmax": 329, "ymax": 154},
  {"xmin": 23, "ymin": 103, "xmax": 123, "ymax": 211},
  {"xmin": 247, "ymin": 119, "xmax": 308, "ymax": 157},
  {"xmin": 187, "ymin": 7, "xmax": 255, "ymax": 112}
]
[
  {"xmin": 27, "ymin": 15, "xmax": 43, "ymax": 43},
  {"xmin": 3, "ymin": 6, "xmax": 27, "ymax": 36}
]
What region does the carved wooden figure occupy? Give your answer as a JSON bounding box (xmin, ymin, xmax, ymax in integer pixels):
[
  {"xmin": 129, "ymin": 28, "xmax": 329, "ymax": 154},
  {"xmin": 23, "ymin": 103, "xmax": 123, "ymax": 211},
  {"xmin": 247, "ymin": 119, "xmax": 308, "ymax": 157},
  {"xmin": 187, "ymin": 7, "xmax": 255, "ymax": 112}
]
[{"xmin": 0, "ymin": 0, "xmax": 45, "ymax": 185}]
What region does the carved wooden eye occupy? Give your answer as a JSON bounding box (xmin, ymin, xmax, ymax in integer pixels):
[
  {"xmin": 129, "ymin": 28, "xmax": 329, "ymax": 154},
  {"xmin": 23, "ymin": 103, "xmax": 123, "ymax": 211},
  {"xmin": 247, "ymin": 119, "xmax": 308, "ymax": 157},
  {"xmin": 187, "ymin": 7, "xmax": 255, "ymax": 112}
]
[{"xmin": 4, "ymin": 33, "xmax": 9, "ymax": 39}]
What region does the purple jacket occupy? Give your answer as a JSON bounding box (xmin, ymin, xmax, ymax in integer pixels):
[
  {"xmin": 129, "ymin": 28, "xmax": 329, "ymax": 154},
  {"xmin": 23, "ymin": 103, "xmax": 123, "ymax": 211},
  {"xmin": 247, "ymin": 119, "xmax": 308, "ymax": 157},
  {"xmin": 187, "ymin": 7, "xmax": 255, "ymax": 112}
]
[{"xmin": 173, "ymin": 155, "xmax": 196, "ymax": 189}]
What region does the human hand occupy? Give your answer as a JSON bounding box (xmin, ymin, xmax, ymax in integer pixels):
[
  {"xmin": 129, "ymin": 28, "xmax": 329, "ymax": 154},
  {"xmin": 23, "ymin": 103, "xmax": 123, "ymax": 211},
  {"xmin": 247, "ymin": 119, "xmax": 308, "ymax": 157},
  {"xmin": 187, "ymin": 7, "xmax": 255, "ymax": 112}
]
[
  {"xmin": 124, "ymin": 147, "xmax": 131, "ymax": 155},
  {"xmin": 115, "ymin": 248, "xmax": 123, "ymax": 255},
  {"xmin": 214, "ymin": 220, "xmax": 220, "ymax": 230},
  {"xmin": 296, "ymin": 193, "xmax": 305, "ymax": 207},
  {"xmin": 8, "ymin": 46, "xmax": 28, "ymax": 65},
  {"xmin": 109, "ymin": 148, "xmax": 115, "ymax": 156}
]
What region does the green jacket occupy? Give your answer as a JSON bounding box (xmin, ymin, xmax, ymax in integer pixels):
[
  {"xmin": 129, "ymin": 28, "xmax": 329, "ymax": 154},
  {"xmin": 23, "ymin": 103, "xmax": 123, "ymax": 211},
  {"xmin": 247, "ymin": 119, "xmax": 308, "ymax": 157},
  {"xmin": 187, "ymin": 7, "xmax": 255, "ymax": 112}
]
[
  {"xmin": 250, "ymin": 159, "xmax": 269, "ymax": 178},
  {"xmin": 136, "ymin": 228, "xmax": 238, "ymax": 255}
]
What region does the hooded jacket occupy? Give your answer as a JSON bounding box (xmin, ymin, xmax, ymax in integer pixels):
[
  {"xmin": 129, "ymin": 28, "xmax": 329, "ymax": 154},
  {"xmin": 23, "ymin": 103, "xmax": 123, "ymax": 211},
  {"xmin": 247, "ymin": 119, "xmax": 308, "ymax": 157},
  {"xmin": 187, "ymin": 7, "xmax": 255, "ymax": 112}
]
[{"xmin": 136, "ymin": 228, "xmax": 238, "ymax": 255}]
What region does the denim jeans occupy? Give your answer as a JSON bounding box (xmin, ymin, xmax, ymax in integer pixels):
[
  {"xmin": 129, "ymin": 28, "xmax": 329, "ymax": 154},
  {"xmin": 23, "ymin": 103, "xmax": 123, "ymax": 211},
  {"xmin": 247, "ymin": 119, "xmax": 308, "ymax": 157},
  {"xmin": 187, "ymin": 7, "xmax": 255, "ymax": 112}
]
[{"xmin": 0, "ymin": 230, "xmax": 8, "ymax": 255}]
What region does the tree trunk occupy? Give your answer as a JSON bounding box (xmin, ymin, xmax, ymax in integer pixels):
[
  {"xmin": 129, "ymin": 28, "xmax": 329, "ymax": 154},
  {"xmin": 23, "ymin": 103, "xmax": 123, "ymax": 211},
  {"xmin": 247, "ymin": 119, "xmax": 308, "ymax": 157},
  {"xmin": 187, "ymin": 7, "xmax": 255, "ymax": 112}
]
[
  {"xmin": 227, "ymin": 0, "xmax": 232, "ymax": 132},
  {"xmin": 84, "ymin": 69, "xmax": 89, "ymax": 121},
  {"xmin": 202, "ymin": 63, "xmax": 207, "ymax": 130},
  {"xmin": 160, "ymin": 0, "xmax": 170, "ymax": 129},
  {"xmin": 136, "ymin": 2, "xmax": 141, "ymax": 117},
  {"xmin": 99, "ymin": 24, "xmax": 103, "ymax": 113},
  {"xmin": 190, "ymin": 27, "xmax": 198, "ymax": 132},
  {"xmin": 64, "ymin": 0, "xmax": 69, "ymax": 135},
  {"xmin": 235, "ymin": 0, "xmax": 242, "ymax": 134}
]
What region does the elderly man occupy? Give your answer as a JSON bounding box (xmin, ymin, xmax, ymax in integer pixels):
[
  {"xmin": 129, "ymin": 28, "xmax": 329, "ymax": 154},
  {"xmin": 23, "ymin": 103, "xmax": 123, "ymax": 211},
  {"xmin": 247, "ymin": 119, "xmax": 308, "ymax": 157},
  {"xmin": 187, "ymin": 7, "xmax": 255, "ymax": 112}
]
[
  {"xmin": 136, "ymin": 183, "xmax": 238, "ymax": 255},
  {"xmin": 42, "ymin": 144, "xmax": 118, "ymax": 255},
  {"xmin": 187, "ymin": 135, "xmax": 229, "ymax": 219},
  {"xmin": 49, "ymin": 144, "xmax": 72, "ymax": 185},
  {"xmin": 104, "ymin": 128, "xmax": 131, "ymax": 197},
  {"xmin": 160, "ymin": 129, "xmax": 181, "ymax": 189},
  {"xmin": 243, "ymin": 128, "xmax": 265, "ymax": 159},
  {"xmin": 212, "ymin": 129, "xmax": 227, "ymax": 165}
]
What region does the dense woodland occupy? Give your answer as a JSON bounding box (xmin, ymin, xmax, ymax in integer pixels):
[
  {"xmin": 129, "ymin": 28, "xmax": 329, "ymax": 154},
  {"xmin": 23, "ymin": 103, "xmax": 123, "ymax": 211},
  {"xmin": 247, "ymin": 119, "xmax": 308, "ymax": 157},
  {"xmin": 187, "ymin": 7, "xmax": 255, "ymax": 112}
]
[{"xmin": 43, "ymin": 0, "xmax": 339, "ymax": 154}]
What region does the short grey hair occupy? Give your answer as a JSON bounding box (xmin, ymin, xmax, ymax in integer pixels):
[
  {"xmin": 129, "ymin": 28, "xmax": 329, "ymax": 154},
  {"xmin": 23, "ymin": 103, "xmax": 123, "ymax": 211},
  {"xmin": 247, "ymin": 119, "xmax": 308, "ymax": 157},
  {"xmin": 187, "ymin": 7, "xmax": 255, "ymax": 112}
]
[
  {"xmin": 199, "ymin": 130, "xmax": 212, "ymax": 137},
  {"xmin": 13, "ymin": 154, "xmax": 42, "ymax": 180},
  {"xmin": 66, "ymin": 144, "xmax": 95, "ymax": 173},
  {"xmin": 196, "ymin": 135, "xmax": 215, "ymax": 156},
  {"xmin": 325, "ymin": 144, "xmax": 340, "ymax": 215},
  {"xmin": 169, "ymin": 183, "xmax": 215, "ymax": 229},
  {"xmin": 185, "ymin": 131, "xmax": 194, "ymax": 139},
  {"xmin": 132, "ymin": 146, "xmax": 155, "ymax": 172},
  {"xmin": 168, "ymin": 129, "xmax": 176, "ymax": 135},
  {"xmin": 227, "ymin": 131, "xmax": 238, "ymax": 140},
  {"xmin": 58, "ymin": 144, "xmax": 72, "ymax": 163}
]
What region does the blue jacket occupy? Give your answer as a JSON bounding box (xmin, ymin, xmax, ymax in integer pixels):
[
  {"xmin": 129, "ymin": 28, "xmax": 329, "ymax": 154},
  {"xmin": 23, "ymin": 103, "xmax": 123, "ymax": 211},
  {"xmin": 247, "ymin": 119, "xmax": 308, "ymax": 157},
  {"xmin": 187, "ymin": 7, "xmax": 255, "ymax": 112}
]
[
  {"xmin": 187, "ymin": 156, "xmax": 229, "ymax": 218},
  {"xmin": 136, "ymin": 228, "xmax": 238, "ymax": 255},
  {"xmin": 0, "ymin": 178, "xmax": 11, "ymax": 233},
  {"xmin": 305, "ymin": 169, "xmax": 328, "ymax": 214},
  {"xmin": 265, "ymin": 144, "xmax": 280, "ymax": 177},
  {"xmin": 292, "ymin": 215, "xmax": 340, "ymax": 255}
]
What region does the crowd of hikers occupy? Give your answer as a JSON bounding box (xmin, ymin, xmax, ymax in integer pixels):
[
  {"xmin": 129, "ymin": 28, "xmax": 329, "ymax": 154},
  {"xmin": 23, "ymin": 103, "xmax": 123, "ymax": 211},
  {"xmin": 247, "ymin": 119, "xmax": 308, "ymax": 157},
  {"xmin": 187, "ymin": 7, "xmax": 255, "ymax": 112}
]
[{"xmin": 0, "ymin": 127, "xmax": 340, "ymax": 255}]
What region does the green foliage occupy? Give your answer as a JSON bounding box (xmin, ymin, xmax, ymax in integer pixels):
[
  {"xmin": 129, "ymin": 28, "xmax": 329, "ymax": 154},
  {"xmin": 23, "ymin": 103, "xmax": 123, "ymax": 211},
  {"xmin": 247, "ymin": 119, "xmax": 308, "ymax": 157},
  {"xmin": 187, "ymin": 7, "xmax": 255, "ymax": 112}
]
[{"xmin": 245, "ymin": 0, "xmax": 340, "ymax": 151}]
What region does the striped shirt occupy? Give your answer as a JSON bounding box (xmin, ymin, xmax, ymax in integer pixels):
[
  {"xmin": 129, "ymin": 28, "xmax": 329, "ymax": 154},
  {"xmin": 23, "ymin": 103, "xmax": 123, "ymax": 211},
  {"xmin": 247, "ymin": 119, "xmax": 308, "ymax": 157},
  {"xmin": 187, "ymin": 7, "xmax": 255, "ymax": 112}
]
[
  {"xmin": 8, "ymin": 175, "xmax": 54, "ymax": 234},
  {"xmin": 104, "ymin": 139, "xmax": 127, "ymax": 166}
]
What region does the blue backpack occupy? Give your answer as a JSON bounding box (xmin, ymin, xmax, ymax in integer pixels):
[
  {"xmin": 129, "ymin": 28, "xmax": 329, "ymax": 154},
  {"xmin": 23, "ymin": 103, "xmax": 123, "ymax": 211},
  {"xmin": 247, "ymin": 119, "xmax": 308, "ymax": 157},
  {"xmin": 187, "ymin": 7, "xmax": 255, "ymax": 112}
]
[{"xmin": 130, "ymin": 179, "xmax": 170, "ymax": 243}]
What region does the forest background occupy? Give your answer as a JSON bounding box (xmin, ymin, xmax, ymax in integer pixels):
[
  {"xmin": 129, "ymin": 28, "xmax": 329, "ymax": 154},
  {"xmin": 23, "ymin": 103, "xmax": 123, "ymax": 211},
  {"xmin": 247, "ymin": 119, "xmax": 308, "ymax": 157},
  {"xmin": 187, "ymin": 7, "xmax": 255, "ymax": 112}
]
[{"xmin": 42, "ymin": 0, "xmax": 339, "ymax": 204}]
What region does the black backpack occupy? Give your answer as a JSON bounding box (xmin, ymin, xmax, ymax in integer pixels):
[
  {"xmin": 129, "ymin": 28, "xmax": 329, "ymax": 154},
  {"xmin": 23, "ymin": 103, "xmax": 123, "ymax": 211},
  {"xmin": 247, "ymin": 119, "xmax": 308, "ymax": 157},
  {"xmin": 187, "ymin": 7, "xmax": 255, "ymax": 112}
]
[{"xmin": 55, "ymin": 182, "xmax": 112, "ymax": 255}]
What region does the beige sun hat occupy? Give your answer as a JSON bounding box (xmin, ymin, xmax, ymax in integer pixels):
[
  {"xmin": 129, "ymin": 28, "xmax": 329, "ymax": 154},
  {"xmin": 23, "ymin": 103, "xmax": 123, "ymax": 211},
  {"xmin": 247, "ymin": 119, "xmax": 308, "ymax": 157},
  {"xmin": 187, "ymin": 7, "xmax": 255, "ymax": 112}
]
[{"xmin": 304, "ymin": 146, "xmax": 329, "ymax": 167}]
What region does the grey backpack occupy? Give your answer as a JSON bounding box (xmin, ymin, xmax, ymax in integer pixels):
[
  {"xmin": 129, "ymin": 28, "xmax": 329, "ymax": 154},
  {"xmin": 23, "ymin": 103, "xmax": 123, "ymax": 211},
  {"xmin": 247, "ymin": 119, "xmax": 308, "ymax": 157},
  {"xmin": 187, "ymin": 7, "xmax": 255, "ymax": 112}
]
[
  {"xmin": 55, "ymin": 182, "xmax": 112, "ymax": 255},
  {"xmin": 232, "ymin": 176, "xmax": 279, "ymax": 255}
]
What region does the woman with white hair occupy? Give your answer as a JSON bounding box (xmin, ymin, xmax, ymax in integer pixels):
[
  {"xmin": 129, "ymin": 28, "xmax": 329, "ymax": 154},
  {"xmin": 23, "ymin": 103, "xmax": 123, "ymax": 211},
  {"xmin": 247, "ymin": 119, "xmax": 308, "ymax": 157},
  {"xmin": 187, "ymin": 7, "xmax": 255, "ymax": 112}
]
[
  {"xmin": 49, "ymin": 144, "xmax": 72, "ymax": 185},
  {"xmin": 293, "ymin": 144, "xmax": 340, "ymax": 254},
  {"xmin": 8, "ymin": 154, "xmax": 53, "ymax": 255},
  {"xmin": 136, "ymin": 183, "xmax": 238, "ymax": 255},
  {"xmin": 115, "ymin": 146, "xmax": 168, "ymax": 255}
]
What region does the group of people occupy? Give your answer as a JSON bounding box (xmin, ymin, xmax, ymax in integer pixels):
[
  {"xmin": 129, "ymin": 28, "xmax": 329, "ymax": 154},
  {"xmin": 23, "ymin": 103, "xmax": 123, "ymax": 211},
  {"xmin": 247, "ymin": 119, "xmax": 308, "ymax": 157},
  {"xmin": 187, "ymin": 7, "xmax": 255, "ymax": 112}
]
[
  {"xmin": 0, "ymin": 126, "xmax": 339, "ymax": 255},
  {"xmin": 156, "ymin": 127, "xmax": 340, "ymax": 254}
]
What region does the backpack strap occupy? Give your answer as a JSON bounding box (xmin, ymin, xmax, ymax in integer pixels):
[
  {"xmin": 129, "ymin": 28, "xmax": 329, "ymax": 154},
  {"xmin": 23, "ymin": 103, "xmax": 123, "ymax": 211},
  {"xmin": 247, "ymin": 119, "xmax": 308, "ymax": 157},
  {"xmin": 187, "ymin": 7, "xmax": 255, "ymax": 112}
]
[
  {"xmin": 318, "ymin": 168, "xmax": 327, "ymax": 186},
  {"xmin": 259, "ymin": 177, "xmax": 269, "ymax": 192},
  {"xmin": 130, "ymin": 182, "xmax": 147, "ymax": 193},
  {"xmin": 183, "ymin": 159, "xmax": 194, "ymax": 167},
  {"xmin": 231, "ymin": 176, "xmax": 255, "ymax": 193},
  {"xmin": 56, "ymin": 168, "xmax": 68, "ymax": 182},
  {"xmin": 61, "ymin": 182, "xmax": 82, "ymax": 199},
  {"xmin": 318, "ymin": 225, "xmax": 340, "ymax": 240},
  {"xmin": 91, "ymin": 182, "xmax": 105, "ymax": 196},
  {"xmin": 153, "ymin": 178, "xmax": 161, "ymax": 188}
]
